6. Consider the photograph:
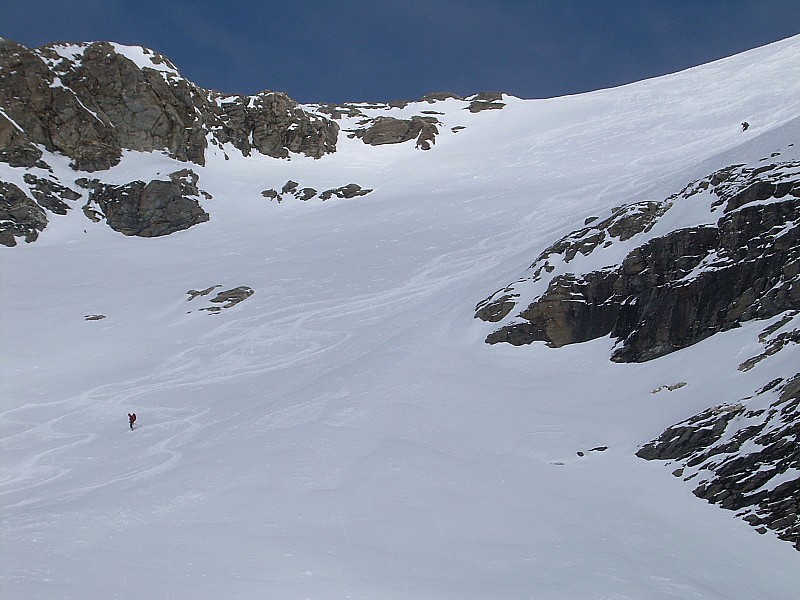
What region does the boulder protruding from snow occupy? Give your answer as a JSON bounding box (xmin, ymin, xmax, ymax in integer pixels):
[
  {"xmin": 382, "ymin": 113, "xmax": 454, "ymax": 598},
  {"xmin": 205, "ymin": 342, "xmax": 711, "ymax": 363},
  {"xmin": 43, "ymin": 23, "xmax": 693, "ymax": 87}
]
[{"xmin": 78, "ymin": 169, "xmax": 210, "ymax": 237}]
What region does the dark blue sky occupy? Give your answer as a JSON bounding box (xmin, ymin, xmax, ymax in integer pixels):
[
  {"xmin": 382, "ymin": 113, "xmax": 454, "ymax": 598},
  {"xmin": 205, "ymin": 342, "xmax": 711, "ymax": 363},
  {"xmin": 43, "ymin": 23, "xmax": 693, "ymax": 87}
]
[{"xmin": 3, "ymin": 0, "xmax": 799, "ymax": 103}]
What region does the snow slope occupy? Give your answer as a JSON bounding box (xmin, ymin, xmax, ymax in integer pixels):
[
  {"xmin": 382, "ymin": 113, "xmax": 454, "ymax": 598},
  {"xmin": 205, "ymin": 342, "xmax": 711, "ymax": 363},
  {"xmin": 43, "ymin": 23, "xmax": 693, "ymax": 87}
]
[{"xmin": 2, "ymin": 35, "xmax": 800, "ymax": 599}]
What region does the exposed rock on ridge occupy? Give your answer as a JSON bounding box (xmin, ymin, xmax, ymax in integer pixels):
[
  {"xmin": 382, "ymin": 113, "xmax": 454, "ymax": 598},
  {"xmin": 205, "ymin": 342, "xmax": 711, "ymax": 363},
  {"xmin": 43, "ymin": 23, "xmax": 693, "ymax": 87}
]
[
  {"xmin": 476, "ymin": 158, "xmax": 800, "ymax": 363},
  {"xmin": 0, "ymin": 39, "xmax": 340, "ymax": 171},
  {"xmin": 349, "ymin": 115, "xmax": 440, "ymax": 150}
]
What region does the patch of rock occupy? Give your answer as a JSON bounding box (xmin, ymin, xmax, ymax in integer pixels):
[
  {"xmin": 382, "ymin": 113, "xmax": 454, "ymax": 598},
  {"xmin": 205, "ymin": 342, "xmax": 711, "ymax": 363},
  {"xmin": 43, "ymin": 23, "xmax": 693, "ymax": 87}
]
[
  {"xmin": 263, "ymin": 181, "xmax": 372, "ymax": 202},
  {"xmin": 0, "ymin": 39, "xmax": 340, "ymax": 172},
  {"xmin": 0, "ymin": 181, "xmax": 48, "ymax": 246},
  {"xmin": 466, "ymin": 92, "xmax": 506, "ymax": 113},
  {"xmin": 77, "ymin": 168, "xmax": 210, "ymax": 237},
  {"xmin": 637, "ymin": 369, "xmax": 800, "ymax": 550},
  {"xmin": 349, "ymin": 115, "xmax": 440, "ymax": 150},
  {"xmin": 477, "ymin": 160, "xmax": 800, "ymax": 363},
  {"xmin": 187, "ymin": 285, "xmax": 254, "ymax": 314}
]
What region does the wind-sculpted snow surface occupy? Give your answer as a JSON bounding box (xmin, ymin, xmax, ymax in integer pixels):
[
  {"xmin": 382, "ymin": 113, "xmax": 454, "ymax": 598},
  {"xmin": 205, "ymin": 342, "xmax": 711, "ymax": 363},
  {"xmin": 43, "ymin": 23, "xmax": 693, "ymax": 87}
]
[{"xmin": 2, "ymin": 34, "xmax": 800, "ymax": 600}]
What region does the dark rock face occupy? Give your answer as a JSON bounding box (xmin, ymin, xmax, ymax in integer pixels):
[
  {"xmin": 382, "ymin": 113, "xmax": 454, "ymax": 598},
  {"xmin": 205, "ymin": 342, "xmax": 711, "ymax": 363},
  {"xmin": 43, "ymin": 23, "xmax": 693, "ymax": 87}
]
[
  {"xmin": 351, "ymin": 116, "xmax": 440, "ymax": 150},
  {"xmin": 0, "ymin": 39, "xmax": 121, "ymax": 171},
  {"xmin": 478, "ymin": 160, "xmax": 800, "ymax": 363},
  {"xmin": 637, "ymin": 369, "xmax": 800, "ymax": 550},
  {"xmin": 23, "ymin": 173, "xmax": 81, "ymax": 214},
  {"xmin": 0, "ymin": 181, "xmax": 49, "ymax": 246},
  {"xmin": 319, "ymin": 183, "xmax": 372, "ymax": 200},
  {"xmin": 0, "ymin": 111, "xmax": 44, "ymax": 167},
  {"xmin": 50, "ymin": 42, "xmax": 209, "ymax": 166},
  {"xmin": 476, "ymin": 156, "xmax": 800, "ymax": 549},
  {"xmin": 213, "ymin": 92, "xmax": 338, "ymax": 160},
  {"xmin": 0, "ymin": 170, "xmax": 84, "ymax": 246},
  {"xmin": 0, "ymin": 40, "xmax": 339, "ymax": 171},
  {"xmin": 80, "ymin": 169, "xmax": 210, "ymax": 237}
]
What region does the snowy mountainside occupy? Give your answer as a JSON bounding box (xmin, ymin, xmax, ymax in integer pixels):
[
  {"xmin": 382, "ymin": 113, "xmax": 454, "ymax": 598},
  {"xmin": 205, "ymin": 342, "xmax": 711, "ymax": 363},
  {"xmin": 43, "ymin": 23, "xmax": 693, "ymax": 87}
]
[
  {"xmin": 2, "ymin": 35, "xmax": 800, "ymax": 600},
  {"xmin": 475, "ymin": 149, "xmax": 800, "ymax": 546}
]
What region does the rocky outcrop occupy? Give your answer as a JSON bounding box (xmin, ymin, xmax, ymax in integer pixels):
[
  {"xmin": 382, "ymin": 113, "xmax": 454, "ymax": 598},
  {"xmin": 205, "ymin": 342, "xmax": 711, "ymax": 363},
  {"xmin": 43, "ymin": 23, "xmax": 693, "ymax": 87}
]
[
  {"xmin": 0, "ymin": 111, "xmax": 44, "ymax": 168},
  {"xmin": 0, "ymin": 169, "xmax": 85, "ymax": 246},
  {"xmin": 0, "ymin": 39, "xmax": 121, "ymax": 171},
  {"xmin": 78, "ymin": 169, "xmax": 210, "ymax": 237},
  {"xmin": 46, "ymin": 41, "xmax": 209, "ymax": 166},
  {"xmin": 212, "ymin": 92, "xmax": 338, "ymax": 159},
  {"xmin": 23, "ymin": 173, "xmax": 81, "ymax": 214},
  {"xmin": 477, "ymin": 158, "xmax": 800, "ymax": 362},
  {"xmin": 350, "ymin": 115, "xmax": 440, "ymax": 150},
  {"xmin": 0, "ymin": 181, "xmax": 49, "ymax": 246},
  {"xmin": 0, "ymin": 40, "xmax": 339, "ymax": 172},
  {"xmin": 466, "ymin": 92, "xmax": 506, "ymax": 113},
  {"xmin": 637, "ymin": 357, "xmax": 800, "ymax": 550}
]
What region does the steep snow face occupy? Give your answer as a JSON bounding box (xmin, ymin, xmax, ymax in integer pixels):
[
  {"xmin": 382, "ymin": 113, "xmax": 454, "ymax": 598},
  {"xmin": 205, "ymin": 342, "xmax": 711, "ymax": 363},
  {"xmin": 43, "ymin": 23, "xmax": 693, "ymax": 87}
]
[{"xmin": 1, "ymin": 36, "xmax": 800, "ymax": 600}]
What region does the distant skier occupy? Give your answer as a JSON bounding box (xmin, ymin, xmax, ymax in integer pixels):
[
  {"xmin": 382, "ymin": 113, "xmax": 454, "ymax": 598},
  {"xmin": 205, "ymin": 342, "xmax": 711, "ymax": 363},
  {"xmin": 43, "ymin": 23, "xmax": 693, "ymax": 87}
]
[
  {"xmin": 128, "ymin": 413, "xmax": 137, "ymax": 430},
  {"xmin": 741, "ymin": 121, "xmax": 750, "ymax": 131}
]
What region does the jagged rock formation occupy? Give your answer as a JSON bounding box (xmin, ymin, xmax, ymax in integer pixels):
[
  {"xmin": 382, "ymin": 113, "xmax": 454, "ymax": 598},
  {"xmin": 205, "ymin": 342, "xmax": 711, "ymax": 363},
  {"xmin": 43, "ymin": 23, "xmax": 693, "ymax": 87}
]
[
  {"xmin": 0, "ymin": 39, "xmax": 121, "ymax": 171},
  {"xmin": 0, "ymin": 171, "xmax": 83, "ymax": 246},
  {"xmin": 638, "ymin": 351, "xmax": 799, "ymax": 550},
  {"xmin": 77, "ymin": 169, "xmax": 210, "ymax": 237},
  {"xmin": 0, "ymin": 39, "xmax": 339, "ymax": 172},
  {"xmin": 0, "ymin": 110, "xmax": 44, "ymax": 167},
  {"xmin": 212, "ymin": 91, "xmax": 338, "ymax": 160},
  {"xmin": 317, "ymin": 92, "xmax": 505, "ymax": 151},
  {"xmin": 23, "ymin": 173, "xmax": 81, "ymax": 214},
  {"xmin": 1, "ymin": 41, "xmax": 514, "ymax": 246},
  {"xmin": 0, "ymin": 180, "xmax": 48, "ymax": 246},
  {"xmin": 476, "ymin": 157, "xmax": 800, "ymax": 363}
]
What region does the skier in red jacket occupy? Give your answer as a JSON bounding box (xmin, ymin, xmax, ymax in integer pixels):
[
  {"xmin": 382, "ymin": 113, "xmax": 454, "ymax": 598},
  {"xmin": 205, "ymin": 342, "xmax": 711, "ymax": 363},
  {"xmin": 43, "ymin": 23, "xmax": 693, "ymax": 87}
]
[{"xmin": 128, "ymin": 413, "xmax": 137, "ymax": 430}]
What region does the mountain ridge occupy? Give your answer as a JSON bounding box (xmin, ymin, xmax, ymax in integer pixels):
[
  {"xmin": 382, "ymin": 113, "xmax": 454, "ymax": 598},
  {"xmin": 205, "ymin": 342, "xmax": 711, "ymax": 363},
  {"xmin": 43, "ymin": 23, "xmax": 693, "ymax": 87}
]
[{"xmin": 1, "ymin": 34, "xmax": 799, "ymax": 599}]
